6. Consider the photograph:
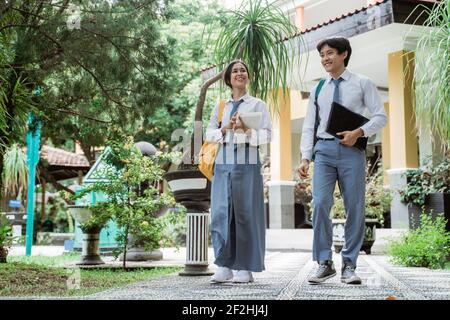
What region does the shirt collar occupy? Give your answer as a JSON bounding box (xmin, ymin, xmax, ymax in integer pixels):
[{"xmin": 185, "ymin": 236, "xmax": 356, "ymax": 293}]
[
  {"xmin": 227, "ymin": 93, "xmax": 250, "ymax": 103},
  {"xmin": 326, "ymin": 69, "xmax": 351, "ymax": 83}
]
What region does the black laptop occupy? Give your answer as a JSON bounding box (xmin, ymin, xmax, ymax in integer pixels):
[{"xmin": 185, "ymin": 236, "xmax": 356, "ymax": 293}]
[{"xmin": 325, "ymin": 102, "xmax": 370, "ymax": 151}]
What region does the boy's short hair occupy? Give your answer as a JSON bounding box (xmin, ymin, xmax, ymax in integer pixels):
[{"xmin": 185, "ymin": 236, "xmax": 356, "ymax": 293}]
[{"xmin": 316, "ymin": 37, "xmax": 352, "ymax": 67}]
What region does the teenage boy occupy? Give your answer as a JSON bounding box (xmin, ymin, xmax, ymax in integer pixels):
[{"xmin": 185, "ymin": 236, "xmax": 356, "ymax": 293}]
[{"xmin": 297, "ymin": 37, "xmax": 387, "ymax": 285}]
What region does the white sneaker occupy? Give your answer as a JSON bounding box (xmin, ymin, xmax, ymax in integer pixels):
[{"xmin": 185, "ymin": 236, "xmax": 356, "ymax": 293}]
[
  {"xmin": 210, "ymin": 267, "xmax": 233, "ymax": 283},
  {"xmin": 232, "ymin": 270, "xmax": 254, "ymax": 283}
]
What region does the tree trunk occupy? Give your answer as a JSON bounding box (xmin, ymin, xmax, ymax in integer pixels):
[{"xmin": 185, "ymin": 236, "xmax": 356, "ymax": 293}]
[
  {"xmin": 0, "ymin": 247, "xmax": 7, "ymax": 263},
  {"xmin": 0, "ymin": 150, "xmax": 4, "ymax": 200},
  {"xmin": 123, "ymin": 223, "xmax": 129, "ymax": 271},
  {"xmin": 80, "ymin": 143, "xmax": 96, "ymax": 165},
  {"xmin": 184, "ymin": 70, "xmax": 225, "ymax": 165}
]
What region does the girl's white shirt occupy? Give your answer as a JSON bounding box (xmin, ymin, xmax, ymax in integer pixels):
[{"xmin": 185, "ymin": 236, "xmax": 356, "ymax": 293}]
[{"xmin": 206, "ymin": 93, "xmax": 272, "ymax": 146}]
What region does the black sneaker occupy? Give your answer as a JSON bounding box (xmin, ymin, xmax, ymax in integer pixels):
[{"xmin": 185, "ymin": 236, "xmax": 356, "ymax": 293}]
[
  {"xmin": 308, "ymin": 260, "xmax": 336, "ymax": 284},
  {"xmin": 341, "ymin": 263, "xmax": 362, "ymax": 285}
]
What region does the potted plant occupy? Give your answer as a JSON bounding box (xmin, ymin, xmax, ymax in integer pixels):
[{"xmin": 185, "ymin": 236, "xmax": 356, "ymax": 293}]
[
  {"xmin": 67, "ymin": 203, "xmax": 111, "ymax": 265},
  {"xmin": 0, "ymin": 214, "xmax": 14, "ymax": 263},
  {"xmin": 400, "ymin": 158, "xmax": 450, "ymax": 230}
]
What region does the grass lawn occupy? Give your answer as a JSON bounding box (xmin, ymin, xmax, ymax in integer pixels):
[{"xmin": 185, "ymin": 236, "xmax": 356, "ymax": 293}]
[{"xmin": 1, "ymin": 254, "xmax": 181, "ymax": 297}]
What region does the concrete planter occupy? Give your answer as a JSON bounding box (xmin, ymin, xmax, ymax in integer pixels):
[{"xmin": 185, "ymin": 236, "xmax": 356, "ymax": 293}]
[
  {"xmin": 78, "ymin": 232, "xmax": 105, "ymax": 265},
  {"xmin": 67, "ymin": 205, "xmax": 105, "ymax": 265},
  {"xmin": 332, "ymin": 219, "xmax": 377, "ymax": 254}
]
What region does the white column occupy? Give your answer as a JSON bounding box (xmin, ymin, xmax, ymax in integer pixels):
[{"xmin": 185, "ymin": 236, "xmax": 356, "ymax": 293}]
[
  {"xmin": 267, "ymin": 181, "xmax": 296, "ymax": 229},
  {"xmin": 179, "ymin": 211, "xmax": 213, "ymax": 276},
  {"xmin": 387, "ymin": 168, "xmax": 410, "ymax": 229}
]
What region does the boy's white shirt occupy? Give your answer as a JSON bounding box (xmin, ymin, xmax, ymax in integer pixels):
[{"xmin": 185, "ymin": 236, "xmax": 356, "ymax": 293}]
[{"xmin": 300, "ymin": 69, "xmax": 388, "ymax": 161}]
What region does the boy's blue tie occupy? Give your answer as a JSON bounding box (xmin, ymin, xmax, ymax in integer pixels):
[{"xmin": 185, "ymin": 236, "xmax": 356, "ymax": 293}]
[{"xmin": 332, "ymin": 78, "xmax": 344, "ymax": 103}]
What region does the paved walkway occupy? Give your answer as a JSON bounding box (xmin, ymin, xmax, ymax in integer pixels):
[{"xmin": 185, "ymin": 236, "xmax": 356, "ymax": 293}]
[
  {"xmin": 8, "ymin": 229, "xmax": 450, "ymax": 300},
  {"xmin": 85, "ymin": 251, "xmax": 450, "ymax": 300}
]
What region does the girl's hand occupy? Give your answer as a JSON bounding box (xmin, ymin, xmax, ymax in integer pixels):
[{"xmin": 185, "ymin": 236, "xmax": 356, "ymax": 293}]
[
  {"xmin": 221, "ymin": 115, "xmax": 235, "ymax": 135},
  {"xmin": 232, "ymin": 113, "xmax": 248, "ymax": 132}
]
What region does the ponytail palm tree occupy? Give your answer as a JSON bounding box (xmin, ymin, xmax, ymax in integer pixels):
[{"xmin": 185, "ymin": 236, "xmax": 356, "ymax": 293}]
[
  {"xmin": 411, "ymin": 0, "xmax": 450, "ymax": 150},
  {"xmin": 2, "ymin": 143, "xmax": 28, "ymax": 199},
  {"xmin": 193, "ymin": 0, "xmax": 304, "ymax": 139}
]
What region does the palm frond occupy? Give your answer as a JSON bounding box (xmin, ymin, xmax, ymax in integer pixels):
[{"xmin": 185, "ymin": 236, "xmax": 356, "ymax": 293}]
[
  {"xmin": 213, "ymin": 0, "xmax": 306, "ymax": 112},
  {"xmin": 410, "ymin": 0, "xmax": 450, "ymax": 149},
  {"xmin": 2, "ymin": 143, "xmax": 28, "ymax": 197}
]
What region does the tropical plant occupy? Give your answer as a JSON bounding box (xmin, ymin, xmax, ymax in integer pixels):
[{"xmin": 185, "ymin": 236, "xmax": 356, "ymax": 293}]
[
  {"xmin": 400, "ymin": 168, "xmax": 432, "ymax": 207},
  {"xmin": 429, "ymin": 157, "xmax": 450, "ymax": 193},
  {"xmin": 2, "ymin": 143, "xmax": 28, "ymax": 197},
  {"xmin": 388, "ymin": 213, "xmax": 450, "ymax": 269},
  {"xmin": 188, "ymin": 0, "xmax": 304, "ymax": 163},
  {"xmin": 409, "ymin": 0, "xmax": 450, "ymax": 149},
  {"xmin": 213, "ymin": 0, "xmax": 303, "ymax": 104},
  {"xmin": 400, "ymin": 157, "xmax": 450, "ymax": 207}
]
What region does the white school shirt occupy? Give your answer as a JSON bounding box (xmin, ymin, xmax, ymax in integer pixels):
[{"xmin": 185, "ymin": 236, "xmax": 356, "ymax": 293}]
[
  {"xmin": 300, "ymin": 69, "xmax": 388, "ymax": 161},
  {"xmin": 206, "ymin": 93, "xmax": 272, "ymax": 146}
]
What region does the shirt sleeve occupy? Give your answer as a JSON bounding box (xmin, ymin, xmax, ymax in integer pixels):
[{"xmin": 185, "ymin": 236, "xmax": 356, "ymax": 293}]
[
  {"xmin": 205, "ymin": 100, "xmax": 223, "ymax": 143},
  {"xmin": 300, "ymin": 86, "xmax": 317, "ymax": 161},
  {"xmin": 359, "ymin": 78, "xmax": 388, "ymax": 137},
  {"xmin": 247, "ymin": 100, "xmax": 272, "ymax": 146}
]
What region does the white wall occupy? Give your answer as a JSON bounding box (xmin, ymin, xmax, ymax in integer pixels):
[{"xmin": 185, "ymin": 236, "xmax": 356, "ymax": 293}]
[{"xmin": 278, "ymin": 0, "xmax": 372, "ymax": 30}]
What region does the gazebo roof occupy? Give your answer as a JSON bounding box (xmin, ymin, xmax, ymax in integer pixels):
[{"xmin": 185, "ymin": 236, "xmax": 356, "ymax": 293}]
[
  {"xmin": 38, "ymin": 145, "xmax": 91, "ymax": 181},
  {"xmin": 40, "ymin": 145, "xmax": 90, "ymax": 168}
]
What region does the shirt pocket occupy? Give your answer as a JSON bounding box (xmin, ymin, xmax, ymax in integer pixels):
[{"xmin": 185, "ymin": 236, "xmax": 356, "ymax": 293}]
[{"xmin": 342, "ymin": 82, "xmax": 364, "ymax": 110}]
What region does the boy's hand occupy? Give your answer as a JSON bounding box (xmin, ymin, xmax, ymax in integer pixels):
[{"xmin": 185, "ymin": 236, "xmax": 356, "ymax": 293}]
[
  {"xmin": 296, "ymin": 159, "xmax": 310, "ymax": 179},
  {"xmin": 337, "ymin": 128, "xmax": 364, "ymax": 146}
]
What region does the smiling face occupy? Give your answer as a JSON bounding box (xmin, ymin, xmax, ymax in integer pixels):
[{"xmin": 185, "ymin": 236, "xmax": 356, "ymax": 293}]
[
  {"xmin": 319, "ymin": 44, "xmax": 347, "ymax": 74},
  {"xmin": 229, "ymin": 62, "xmax": 249, "ymax": 90}
]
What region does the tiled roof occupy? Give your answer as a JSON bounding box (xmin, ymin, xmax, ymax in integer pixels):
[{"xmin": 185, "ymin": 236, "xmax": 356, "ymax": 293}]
[
  {"xmin": 285, "ymin": 0, "xmax": 390, "ymax": 40},
  {"xmin": 40, "ymin": 145, "xmax": 90, "ymax": 168}
]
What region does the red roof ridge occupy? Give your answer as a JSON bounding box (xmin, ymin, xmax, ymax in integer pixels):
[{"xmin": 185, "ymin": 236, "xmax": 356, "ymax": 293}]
[{"xmin": 292, "ymin": 0, "xmax": 389, "ymax": 37}]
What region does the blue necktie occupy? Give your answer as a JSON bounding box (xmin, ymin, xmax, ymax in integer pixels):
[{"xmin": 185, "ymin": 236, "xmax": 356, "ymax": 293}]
[
  {"xmin": 229, "ymin": 99, "xmax": 244, "ymax": 119},
  {"xmin": 332, "ymin": 78, "xmax": 344, "ymax": 103},
  {"xmin": 227, "ymin": 99, "xmax": 244, "ymax": 148}
]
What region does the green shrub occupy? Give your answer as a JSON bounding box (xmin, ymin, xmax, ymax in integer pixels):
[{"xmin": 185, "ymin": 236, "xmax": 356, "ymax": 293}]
[
  {"xmin": 388, "ymin": 213, "xmax": 450, "ymax": 269},
  {"xmin": 0, "ymin": 214, "xmax": 13, "ymax": 263}
]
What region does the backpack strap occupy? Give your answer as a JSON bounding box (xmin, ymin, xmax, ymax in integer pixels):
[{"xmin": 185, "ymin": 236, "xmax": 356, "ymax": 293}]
[
  {"xmin": 217, "ymin": 99, "xmax": 226, "ymax": 127},
  {"xmin": 313, "ymin": 79, "xmax": 326, "ymax": 148},
  {"xmin": 315, "ymin": 79, "xmax": 326, "ymax": 101}
]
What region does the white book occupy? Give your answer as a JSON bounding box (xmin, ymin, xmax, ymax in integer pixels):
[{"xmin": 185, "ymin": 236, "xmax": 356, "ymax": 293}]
[{"xmin": 239, "ymin": 112, "xmax": 262, "ymax": 130}]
